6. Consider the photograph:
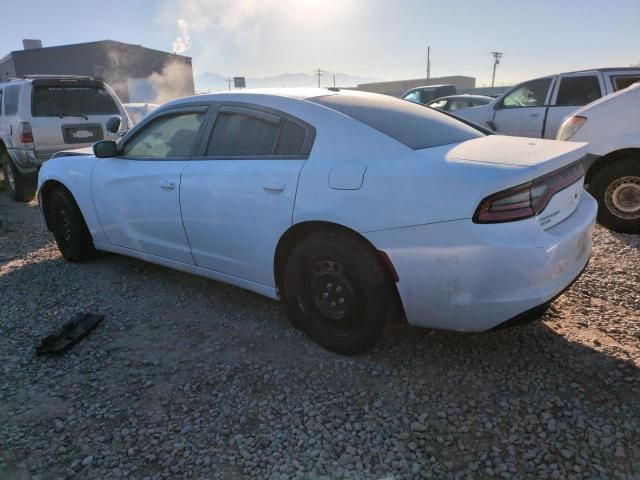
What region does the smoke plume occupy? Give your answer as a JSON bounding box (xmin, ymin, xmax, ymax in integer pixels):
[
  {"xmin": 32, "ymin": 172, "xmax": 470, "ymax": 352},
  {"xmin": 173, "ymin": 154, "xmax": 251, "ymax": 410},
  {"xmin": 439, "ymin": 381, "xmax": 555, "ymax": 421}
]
[{"xmin": 172, "ymin": 19, "xmax": 192, "ymax": 54}]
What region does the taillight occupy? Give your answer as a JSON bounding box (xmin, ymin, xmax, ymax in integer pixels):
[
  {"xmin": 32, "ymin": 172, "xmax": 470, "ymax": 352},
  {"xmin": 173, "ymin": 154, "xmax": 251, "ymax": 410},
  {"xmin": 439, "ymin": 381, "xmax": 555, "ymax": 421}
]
[
  {"xmin": 19, "ymin": 122, "xmax": 34, "ymax": 144},
  {"xmin": 473, "ymin": 160, "xmax": 585, "ymax": 224},
  {"xmin": 557, "ymin": 116, "xmax": 587, "ymax": 141}
]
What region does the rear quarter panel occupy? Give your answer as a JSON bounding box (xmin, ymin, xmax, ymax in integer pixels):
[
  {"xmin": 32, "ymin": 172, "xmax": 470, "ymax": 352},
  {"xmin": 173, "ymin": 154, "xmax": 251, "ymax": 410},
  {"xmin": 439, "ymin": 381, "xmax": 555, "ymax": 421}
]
[{"xmin": 293, "ymin": 123, "xmax": 538, "ymax": 233}]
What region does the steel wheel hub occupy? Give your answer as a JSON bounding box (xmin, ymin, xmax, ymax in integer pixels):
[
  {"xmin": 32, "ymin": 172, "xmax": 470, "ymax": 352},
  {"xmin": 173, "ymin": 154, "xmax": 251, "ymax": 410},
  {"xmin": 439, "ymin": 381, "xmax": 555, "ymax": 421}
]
[
  {"xmin": 605, "ymin": 176, "xmax": 640, "ymax": 219},
  {"xmin": 310, "ymin": 260, "xmax": 358, "ymax": 322}
]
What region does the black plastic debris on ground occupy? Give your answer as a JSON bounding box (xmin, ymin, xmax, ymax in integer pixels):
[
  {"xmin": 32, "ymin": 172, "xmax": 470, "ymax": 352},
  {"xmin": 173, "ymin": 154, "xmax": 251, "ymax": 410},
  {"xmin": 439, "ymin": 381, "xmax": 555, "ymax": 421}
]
[{"xmin": 36, "ymin": 313, "xmax": 104, "ymax": 355}]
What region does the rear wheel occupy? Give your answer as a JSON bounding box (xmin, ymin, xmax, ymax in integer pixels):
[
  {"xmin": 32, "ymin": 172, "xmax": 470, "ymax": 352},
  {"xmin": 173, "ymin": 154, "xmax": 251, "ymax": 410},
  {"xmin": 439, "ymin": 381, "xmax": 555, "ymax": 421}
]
[
  {"xmin": 48, "ymin": 188, "xmax": 95, "ymax": 261},
  {"xmin": 589, "ymin": 158, "xmax": 640, "ymax": 234},
  {"xmin": 283, "ymin": 231, "xmax": 394, "ymax": 355},
  {"xmin": 1, "ymin": 153, "xmax": 36, "ymax": 202}
]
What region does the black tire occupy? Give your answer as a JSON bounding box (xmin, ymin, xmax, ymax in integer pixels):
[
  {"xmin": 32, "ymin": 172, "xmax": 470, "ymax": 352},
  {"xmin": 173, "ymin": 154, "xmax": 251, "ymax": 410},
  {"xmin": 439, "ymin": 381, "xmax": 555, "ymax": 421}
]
[
  {"xmin": 1, "ymin": 153, "xmax": 36, "ymax": 202},
  {"xmin": 48, "ymin": 188, "xmax": 95, "ymax": 262},
  {"xmin": 283, "ymin": 230, "xmax": 394, "ymax": 355},
  {"xmin": 589, "ymin": 157, "xmax": 640, "ymax": 234}
]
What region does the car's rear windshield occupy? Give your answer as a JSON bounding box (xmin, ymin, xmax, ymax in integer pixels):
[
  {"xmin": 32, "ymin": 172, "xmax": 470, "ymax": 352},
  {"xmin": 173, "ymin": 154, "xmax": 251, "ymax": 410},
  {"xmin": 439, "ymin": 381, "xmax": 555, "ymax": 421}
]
[
  {"xmin": 309, "ymin": 92, "xmax": 485, "ymax": 149},
  {"xmin": 32, "ymin": 85, "xmax": 119, "ymax": 117}
]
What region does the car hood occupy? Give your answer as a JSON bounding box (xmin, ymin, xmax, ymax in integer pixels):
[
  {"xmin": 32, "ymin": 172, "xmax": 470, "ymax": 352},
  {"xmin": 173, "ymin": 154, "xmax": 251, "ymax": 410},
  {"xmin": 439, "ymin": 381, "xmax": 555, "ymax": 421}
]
[
  {"xmin": 50, "ymin": 147, "xmax": 94, "ymax": 159},
  {"xmin": 443, "ymin": 135, "xmax": 588, "ymax": 176}
]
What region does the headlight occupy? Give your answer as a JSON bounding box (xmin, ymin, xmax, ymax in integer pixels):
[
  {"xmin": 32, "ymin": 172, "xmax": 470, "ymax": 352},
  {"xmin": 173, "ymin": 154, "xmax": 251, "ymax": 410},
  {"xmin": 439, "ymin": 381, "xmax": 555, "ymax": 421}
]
[{"xmin": 557, "ymin": 116, "xmax": 587, "ymax": 141}]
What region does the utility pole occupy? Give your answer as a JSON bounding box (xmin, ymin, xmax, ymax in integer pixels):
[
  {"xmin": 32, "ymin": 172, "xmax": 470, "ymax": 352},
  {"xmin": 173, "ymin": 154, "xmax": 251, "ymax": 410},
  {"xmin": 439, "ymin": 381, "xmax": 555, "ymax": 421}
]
[
  {"xmin": 333, "ymin": 73, "xmax": 336, "ymax": 87},
  {"xmin": 426, "ymin": 45, "xmax": 431, "ymax": 79},
  {"xmin": 226, "ymin": 77, "xmax": 232, "ymax": 91},
  {"xmin": 490, "ymin": 52, "xmax": 503, "ymax": 88},
  {"xmin": 314, "ymin": 68, "xmax": 325, "ymax": 88}
]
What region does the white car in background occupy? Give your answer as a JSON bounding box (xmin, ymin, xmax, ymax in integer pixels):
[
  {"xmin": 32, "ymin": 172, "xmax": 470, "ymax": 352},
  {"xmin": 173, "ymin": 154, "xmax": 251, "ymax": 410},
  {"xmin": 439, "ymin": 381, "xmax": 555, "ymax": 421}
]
[
  {"xmin": 557, "ymin": 83, "xmax": 640, "ymax": 233},
  {"xmin": 456, "ymin": 68, "xmax": 640, "ymax": 139},
  {"xmin": 37, "ymin": 89, "xmax": 596, "ymax": 354}
]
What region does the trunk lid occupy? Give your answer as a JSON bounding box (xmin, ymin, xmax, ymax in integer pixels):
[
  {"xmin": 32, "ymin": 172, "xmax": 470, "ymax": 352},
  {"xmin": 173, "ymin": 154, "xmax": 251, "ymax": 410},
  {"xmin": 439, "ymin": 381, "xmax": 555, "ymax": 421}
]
[{"xmin": 443, "ymin": 135, "xmax": 588, "ymax": 176}]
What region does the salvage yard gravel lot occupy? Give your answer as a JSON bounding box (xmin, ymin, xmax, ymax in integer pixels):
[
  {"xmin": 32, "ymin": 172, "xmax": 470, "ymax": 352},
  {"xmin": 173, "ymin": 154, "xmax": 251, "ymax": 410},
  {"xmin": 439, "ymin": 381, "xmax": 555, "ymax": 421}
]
[{"xmin": 1, "ymin": 185, "xmax": 639, "ymax": 480}]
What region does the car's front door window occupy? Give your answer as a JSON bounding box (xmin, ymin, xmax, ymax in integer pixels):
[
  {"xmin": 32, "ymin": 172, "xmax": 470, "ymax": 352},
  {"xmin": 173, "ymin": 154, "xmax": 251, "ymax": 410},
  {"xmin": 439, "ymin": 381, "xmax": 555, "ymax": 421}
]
[
  {"xmin": 122, "ymin": 112, "xmax": 205, "ymax": 158},
  {"xmin": 500, "ymin": 78, "xmax": 552, "ymax": 108}
]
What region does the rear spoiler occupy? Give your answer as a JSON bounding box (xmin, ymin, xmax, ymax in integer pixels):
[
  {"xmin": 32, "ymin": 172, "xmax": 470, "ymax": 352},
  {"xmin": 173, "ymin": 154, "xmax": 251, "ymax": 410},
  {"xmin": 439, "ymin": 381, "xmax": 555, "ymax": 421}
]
[{"xmin": 31, "ymin": 77, "xmax": 105, "ymax": 88}]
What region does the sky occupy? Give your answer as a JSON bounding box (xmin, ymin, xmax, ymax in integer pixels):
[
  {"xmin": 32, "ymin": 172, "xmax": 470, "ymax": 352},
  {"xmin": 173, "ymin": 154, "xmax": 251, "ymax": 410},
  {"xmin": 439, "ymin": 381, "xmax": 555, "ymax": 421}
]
[{"xmin": 1, "ymin": 0, "xmax": 639, "ymax": 88}]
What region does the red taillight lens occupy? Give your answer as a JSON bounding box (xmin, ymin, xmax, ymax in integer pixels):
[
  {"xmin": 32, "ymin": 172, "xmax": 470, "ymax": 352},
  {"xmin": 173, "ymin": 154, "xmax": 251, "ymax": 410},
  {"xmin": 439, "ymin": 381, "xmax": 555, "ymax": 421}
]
[
  {"xmin": 473, "ymin": 160, "xmax": 585, "ymax": 224},
  {"xmin": 19, "ymin": 122, "xmax": 34, "ymax": 144}
]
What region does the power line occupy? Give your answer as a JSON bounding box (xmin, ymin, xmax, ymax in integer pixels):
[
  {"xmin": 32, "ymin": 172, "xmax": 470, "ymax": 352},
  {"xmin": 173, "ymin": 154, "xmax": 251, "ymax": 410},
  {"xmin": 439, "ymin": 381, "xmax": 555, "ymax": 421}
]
[{"xmin": 490, "ymin": 52, "xmax": 503, "ymax": 88}]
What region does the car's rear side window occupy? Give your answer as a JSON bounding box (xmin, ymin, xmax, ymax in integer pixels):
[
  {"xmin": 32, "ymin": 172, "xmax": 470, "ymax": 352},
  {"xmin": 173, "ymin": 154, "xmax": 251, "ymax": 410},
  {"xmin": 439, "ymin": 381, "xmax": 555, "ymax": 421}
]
[
  {"xmin": 310, "ymin": 93, "xmax": 484, "ymax": 150},
  {"xmin": 205, "ymin": 107, "xmax": 311, "ymax": 157},
  {"xmin": 555, "ymin": 75, "xmax": 601, "ymax": 106},
  {"xmin": 3, "ymin": 84, "xmax": 21, "ymax": 115},
  {"xmin": 275, "ymin": 121, "xmax": 306, "ymax": 155},
  {"xmin": 32, "ymin": 85, "xmax": 119, "ymax": 116},
  {"xmin": 612, "ymin": 75, "xmax": 640, "ymax": 91},
  {"xmin": 207, "ymin": 111, "xmax": 280, "ymax": 156}
]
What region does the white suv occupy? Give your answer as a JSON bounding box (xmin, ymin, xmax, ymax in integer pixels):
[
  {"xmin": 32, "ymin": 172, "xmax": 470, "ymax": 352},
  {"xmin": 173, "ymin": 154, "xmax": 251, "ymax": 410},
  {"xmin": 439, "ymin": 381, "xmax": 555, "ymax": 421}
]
[
  {"xmin": 456, "ymin": 68, "xmax": 640, "ymax": 139},
  {"xmin": 0, "ymin": 75, "xmax": 129, "ymax": 201}
]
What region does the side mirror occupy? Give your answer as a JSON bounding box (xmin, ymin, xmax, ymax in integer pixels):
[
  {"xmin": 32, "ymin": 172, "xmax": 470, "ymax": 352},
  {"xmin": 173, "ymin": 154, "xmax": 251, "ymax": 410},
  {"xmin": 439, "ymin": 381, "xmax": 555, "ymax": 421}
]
[
  {"xmin": 105, "ymin": 115, "xmax": 122, "ymax": 134},
  {"xmin": 93, "ymin": 140, "xmax": 118, "ymax": 158}
]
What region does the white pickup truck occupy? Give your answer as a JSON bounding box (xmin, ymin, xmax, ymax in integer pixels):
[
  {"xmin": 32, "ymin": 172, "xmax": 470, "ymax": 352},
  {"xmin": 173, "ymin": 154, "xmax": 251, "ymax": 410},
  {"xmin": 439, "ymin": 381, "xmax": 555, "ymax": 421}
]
[
  {"xmin": 456, "ymin": 68, "xmax": 640, "ymax": 139},
  {"xmin": 556, "ymin": 83, "xmax": 640, "ymax": 233}
]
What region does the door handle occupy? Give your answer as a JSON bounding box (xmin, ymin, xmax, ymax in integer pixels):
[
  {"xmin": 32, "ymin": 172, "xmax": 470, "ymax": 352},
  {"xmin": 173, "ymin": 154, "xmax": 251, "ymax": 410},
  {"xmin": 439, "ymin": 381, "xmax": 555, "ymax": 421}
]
[
  {"xmin": 263, "ymin": 183, "xmax": 285, "ymax": 192},
  {"xmin": 160, "ymin": 180, "xmax": 176, "ymax": 190},
  {"xmin": 529, "ymin": 113, "xmax": 539, "ymax": 117}
]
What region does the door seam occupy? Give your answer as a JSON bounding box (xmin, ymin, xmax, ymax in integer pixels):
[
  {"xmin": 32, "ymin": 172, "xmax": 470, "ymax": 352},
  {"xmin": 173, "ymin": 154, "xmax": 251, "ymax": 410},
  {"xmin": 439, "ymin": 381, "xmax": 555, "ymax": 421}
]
[{"xmin": 178, "ymin": 163, "xmax": 198, "ymax": 265}]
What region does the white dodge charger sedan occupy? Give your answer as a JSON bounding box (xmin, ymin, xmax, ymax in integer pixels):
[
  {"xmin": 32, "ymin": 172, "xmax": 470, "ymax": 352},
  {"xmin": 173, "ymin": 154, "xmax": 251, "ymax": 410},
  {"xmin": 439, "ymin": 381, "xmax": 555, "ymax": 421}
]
[{"xmin": 37, "ymin": 88, "xmax": 597, "ymax": 354}]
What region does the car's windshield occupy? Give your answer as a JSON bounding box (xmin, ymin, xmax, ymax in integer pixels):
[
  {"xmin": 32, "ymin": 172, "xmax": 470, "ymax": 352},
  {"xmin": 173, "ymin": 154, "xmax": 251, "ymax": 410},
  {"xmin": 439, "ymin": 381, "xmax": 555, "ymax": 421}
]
[
  {"xmin": 32, "ymin": 85, "xmax": 119, "ymax": 117},
  {"xmin": 310, "ymin": 92, "xmax": 485, "ymax": 149}
]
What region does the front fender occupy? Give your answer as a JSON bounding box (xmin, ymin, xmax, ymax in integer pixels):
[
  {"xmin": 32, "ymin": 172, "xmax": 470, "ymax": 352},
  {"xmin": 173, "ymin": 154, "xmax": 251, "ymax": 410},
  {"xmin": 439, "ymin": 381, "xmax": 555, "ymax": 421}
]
[{"xmin": 38, "ymin": 155, "xmax": 108, "ymax": 244}]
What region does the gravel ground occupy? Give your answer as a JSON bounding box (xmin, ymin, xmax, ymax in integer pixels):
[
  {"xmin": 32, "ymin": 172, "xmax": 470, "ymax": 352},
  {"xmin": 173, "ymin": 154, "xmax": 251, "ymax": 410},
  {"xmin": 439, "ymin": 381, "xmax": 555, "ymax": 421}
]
[{"xmin": 1, "ymin": 184, "xmax": 639, "ymax": 480}]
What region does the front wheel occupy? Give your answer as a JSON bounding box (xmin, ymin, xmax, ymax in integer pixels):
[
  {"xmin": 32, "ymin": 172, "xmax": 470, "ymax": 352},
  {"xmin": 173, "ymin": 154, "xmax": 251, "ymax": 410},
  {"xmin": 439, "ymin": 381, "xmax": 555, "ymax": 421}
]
[
  {"xmin": 48, "ymin": 188, "xmax": 95, "ymax": 262},
  {"xmin": 589, "ymin": 158, "xmax": 640, "ymax": 234},
  {"xmin": 2, "ymin": 153, "xmax": 36, "ymax": 202},
  {"xmin": 283, "ymin": 231, "xmax": 395, "ymax": 355}
]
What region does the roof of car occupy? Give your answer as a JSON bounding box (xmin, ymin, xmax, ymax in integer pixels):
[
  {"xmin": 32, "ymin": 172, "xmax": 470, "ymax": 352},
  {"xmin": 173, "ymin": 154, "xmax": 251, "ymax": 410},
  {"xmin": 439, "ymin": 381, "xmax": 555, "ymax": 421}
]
[
  {"xmin": 565, "ymin": 67, "xmax": 640, "ymax": 74},
  {"xmin": 163, "ymin": 88, "xmax": 376, "ymax": 107}
]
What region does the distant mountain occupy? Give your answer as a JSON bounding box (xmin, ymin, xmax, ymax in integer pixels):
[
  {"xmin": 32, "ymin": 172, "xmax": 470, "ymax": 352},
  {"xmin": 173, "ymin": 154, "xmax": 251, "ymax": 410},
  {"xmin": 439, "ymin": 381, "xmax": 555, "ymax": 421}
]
[{"xmin": 195, "ymin": 71, "xmax": 380, "ymax": 92}]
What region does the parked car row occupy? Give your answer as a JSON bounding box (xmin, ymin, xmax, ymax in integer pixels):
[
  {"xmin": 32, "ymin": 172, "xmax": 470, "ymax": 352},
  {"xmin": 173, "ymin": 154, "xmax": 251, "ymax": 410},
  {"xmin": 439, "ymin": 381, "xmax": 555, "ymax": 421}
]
[{"xmin": 36, "ymin": 88, "xmax": 595, "ymax": 354}]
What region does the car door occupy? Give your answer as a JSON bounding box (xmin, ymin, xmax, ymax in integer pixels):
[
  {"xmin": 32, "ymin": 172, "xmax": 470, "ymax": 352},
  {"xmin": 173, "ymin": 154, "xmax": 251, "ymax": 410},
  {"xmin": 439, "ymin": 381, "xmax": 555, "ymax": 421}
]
[
  {"xmin": 180, "ymin": 104, "xmax": 315, "ymax": 287},
  {"xmin": 91, "ymin": 105, "xmax": 209, "ymax": 264},
  {"xmin": 544, "ymin": 72, "xmax": 604, "ymax": 139},
  {"xmin": 491, "ymin": 77, "xmax": 554, "ymax": 137}
]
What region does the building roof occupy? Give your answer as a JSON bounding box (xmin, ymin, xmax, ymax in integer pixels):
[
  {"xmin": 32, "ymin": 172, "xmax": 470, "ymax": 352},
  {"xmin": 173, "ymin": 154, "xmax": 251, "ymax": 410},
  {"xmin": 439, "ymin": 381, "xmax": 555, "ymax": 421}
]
[{"xmin": 0, "ymin": 39, "xmax": 191, "ymax": 63}]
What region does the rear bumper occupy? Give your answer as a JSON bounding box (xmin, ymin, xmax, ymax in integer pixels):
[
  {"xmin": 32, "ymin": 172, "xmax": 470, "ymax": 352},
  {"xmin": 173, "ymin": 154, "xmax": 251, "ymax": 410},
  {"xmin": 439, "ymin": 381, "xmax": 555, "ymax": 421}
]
[
  {"xmin": 6, "ymin": 147, "xmax": 40, "ymax": 174},
  {"xmin": 8, "ymin": 146, "xmax": 93, "ymax": 174},
  {"xmin": 365, "ymin": 193, "xmax": 597, "ymax": 332}
]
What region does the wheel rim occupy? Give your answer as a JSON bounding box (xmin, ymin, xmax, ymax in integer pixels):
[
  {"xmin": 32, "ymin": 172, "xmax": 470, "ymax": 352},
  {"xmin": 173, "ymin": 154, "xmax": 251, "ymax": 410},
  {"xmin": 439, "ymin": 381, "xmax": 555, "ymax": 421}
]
[
  {"xmin": 605, "ymin": 176, "xmax": 640, "ymax": 220},
  {"xmin": 5, "ymin": 162, "xmax": 15, "ymax": 193},
  {"xmin": 55, "ymin": 206, "xmax": 73, "ymax": 244},
  {"xmin": 300, "ymin": 259, "xmax": 364, "ymax": 329}
]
